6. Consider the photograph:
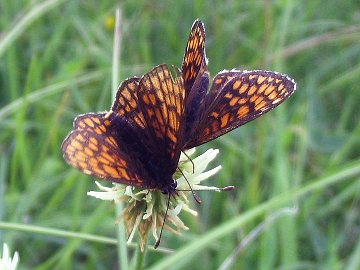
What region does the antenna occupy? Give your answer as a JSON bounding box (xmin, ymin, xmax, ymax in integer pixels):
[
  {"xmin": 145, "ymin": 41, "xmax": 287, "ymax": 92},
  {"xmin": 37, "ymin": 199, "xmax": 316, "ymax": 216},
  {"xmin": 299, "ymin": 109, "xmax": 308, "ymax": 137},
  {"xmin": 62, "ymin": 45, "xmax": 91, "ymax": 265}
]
[
  {"xmin": 177, "ymin": 186, "xmax": 236, "ymax": 192},
  {"xmin": 177, "ymin": 166, "xmax": 202, "ymax": 204},
  {"xmin": 154, "ymin": 192, "xmax": 171, "ymax": 249},
  {"xmin": 182, "ymin": 151, "xmax": 195, "ymax": 173}
]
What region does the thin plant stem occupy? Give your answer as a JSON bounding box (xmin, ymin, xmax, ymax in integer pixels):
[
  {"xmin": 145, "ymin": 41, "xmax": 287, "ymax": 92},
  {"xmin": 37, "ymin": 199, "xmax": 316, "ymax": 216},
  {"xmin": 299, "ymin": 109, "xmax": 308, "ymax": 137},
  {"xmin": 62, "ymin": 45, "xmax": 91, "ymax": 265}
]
[
  {"xmin": 135, "ymin": 241, "xmax": 148, "ymax": 270},
  {"xmin": 0, "ymin": 221, "xmax": 117, "ymax": 245},
  {"xmin": 112, "ymin": 7, "xmax": 129, "ymax": 270},
  {"xmin": 112, "ymin": 8, "xmax": 122, "ymax": 98},
  {"xmin": 0, "ymin": 221, "xmax": 173, "ymax": 253}
]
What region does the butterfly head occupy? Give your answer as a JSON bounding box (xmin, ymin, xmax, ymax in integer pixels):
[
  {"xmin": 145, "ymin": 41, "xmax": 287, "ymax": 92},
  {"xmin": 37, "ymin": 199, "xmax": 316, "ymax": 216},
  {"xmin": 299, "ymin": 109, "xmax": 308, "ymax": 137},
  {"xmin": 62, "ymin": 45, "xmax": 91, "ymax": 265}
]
[{"xmin": 160, "ymin": 180, "xmax": 177, "ymax": 195}]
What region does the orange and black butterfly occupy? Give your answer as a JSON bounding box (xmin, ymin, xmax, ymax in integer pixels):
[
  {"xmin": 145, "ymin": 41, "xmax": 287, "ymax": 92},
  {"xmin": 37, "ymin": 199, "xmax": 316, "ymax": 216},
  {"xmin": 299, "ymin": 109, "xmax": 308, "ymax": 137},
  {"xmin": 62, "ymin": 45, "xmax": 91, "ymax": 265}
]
[{"xmin": 61, "ymin": 19, "xmax": 296, "ymax": 195}]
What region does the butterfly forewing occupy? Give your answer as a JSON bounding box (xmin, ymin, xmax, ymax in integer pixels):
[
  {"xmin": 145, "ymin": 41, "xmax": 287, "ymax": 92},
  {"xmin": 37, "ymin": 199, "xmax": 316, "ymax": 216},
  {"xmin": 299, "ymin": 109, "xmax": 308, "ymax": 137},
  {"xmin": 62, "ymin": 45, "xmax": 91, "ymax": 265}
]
[
  {"xmin": 185, "ymin": 70, "xmax": 296, "ymax": 148},
  {"xmin": 137, "ymin": 64, "xmax": 185, "ymax": 160},
  {"xmin": 181, "ymin": 19, "xmax": 211, "ymax": 139},
  {"xmin": 111, "ymin": 77, "xmax": 146, "ymax": 129},
  {"xmin": 62, "ymin": 113, "xmax": 145, "ymax": 186},
  {"xmin": 182, "ymin": 19, "xmax": 207, "ymax": 94}
]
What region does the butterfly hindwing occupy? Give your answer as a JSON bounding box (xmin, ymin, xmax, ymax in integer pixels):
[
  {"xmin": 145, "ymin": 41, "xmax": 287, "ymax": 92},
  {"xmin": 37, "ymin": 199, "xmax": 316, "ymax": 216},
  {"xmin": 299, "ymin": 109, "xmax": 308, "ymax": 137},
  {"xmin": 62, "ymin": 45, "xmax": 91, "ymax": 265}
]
[
  {"xmin": 62, "ymin": 113, "xmax": 145, "ymax": 186},
  {"xmin": 185, "ymin": 70, "xmax": 296, "ymax": 148}
]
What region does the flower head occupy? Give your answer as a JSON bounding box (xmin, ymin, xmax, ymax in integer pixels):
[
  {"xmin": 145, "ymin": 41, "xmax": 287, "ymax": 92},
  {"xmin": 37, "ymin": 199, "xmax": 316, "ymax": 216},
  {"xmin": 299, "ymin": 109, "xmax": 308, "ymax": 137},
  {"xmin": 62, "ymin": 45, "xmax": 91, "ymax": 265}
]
[
  {"xmin": 88, "ymin": 148, "xmax": 223, "ymax": 250},
  {"xmin": 0, "ymin": 243, "xmax": 19, "ymax": 270}
]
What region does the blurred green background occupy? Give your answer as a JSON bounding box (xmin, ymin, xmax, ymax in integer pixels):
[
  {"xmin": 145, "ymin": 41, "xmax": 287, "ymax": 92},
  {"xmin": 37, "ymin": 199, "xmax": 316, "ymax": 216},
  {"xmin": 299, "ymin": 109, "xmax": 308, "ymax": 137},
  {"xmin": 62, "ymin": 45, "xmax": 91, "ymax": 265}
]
[{"xmin": 1, "ymin": 0, "xmax": 360, "ymax": 269}]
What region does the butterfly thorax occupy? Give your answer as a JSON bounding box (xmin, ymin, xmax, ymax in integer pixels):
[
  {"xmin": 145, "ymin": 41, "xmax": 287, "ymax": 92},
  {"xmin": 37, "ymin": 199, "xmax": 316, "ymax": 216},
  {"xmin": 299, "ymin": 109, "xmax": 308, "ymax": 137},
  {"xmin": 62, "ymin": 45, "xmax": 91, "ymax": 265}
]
[{"xmin": 110, "ymin": 114, "xmax": 178, "ymax": 194}]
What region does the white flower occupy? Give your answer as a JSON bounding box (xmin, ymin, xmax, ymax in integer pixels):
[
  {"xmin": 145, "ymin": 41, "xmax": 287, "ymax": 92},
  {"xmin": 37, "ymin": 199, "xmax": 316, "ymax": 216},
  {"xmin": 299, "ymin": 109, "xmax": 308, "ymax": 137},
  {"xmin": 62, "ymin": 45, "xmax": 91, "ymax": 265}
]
[
  {"xmin": 0, "ymin": 243, "xmax": 19, "ymax": 270},
  {"xmin": 88, "ymin": 148, "xmax": 229, "ymax": 250}
]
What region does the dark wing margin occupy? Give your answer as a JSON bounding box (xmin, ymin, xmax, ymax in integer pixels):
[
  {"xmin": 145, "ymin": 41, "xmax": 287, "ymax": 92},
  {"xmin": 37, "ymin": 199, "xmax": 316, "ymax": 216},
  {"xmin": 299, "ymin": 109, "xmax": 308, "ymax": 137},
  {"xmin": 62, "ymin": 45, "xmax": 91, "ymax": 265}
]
[
  {"xmin": 61, "ymin": 113, "xmax": 145, "ymax": 186},
  {"xmin": 184, "ymin": 70, "xmax": 296, "ymax": 149}
]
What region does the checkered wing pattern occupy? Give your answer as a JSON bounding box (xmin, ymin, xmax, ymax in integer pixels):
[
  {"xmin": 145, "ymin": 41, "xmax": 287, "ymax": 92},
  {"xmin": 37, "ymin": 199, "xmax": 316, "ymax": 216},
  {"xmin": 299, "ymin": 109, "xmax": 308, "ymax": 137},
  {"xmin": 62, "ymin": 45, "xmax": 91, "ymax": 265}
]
[
  {"xmin": 111, "ymin": 77, "xmax": 146, "ymax": 129},
  {"xmin": 137, "ymin": 64, "xmax": 185, "ymax": 160},
  {"xmin": 182, "ymin": 19, "xmax": 207, "ymax": 95},
  {"xmin": 61, "ymin": 113, "xmax": 145, "ymax": 186},
  {"xmin": 185, "ymin": 70, "xmax": 296, "ymax": 148}
]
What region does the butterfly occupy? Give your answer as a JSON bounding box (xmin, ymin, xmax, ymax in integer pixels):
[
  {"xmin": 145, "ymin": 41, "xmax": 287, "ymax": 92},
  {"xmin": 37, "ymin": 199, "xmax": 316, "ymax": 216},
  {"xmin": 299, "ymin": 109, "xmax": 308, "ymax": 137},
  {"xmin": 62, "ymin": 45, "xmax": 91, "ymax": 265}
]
[{"xmin": 61, "ymin": 19, "xmax": 296, "ymax": 196}]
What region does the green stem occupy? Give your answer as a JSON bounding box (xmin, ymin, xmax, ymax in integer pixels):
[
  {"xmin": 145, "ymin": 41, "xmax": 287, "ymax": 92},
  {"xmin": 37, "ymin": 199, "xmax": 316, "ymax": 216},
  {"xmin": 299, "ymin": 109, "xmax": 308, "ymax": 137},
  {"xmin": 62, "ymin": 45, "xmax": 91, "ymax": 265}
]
[
  {"xmin": 0, "ymin": 221, "xmax": 173, "ymax": 253},
  {"xmin": 116, "ymin": 204, "xmax": 129, "ymax": 270},
  {"xmin": 135, "ymin": 241, "xmax": 148, "ymax": 270},
  {"xmin": 0, "ymin": 222, "xmax": 117, "ymax": 244},
  {"xmin": 112, "ymin": 8, "xmax": 129, "ymax": 270}
]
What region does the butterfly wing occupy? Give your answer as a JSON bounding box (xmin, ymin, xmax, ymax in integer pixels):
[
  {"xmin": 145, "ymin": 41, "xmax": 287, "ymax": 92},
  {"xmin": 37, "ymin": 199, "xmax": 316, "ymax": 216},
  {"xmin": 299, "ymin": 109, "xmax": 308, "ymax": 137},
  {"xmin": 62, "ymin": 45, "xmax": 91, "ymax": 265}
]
[
  {"xmin": 184, "ymin": 70, "xmax": 296, "ymax": 149},
  {"xmin": 137, "ymin": 64, "xmax": 185, "ymax": 162},
  {"xmin": 181, "ymin": 19, "xmax": 210, "ymax": 137},
  {"xmin": 182, "ymin": 19, "xmax": 207, "ymax": 94},
  {"xmin": 61, "ymin": 113, "xmax": 146, "ymax": 186},
  {"xmin": 204, "ymin": 70, "xmax": 244, "ymax": 105},
  {"xmin": 111, "ymin": 77, "xmax": 147, "ymax": 129}
]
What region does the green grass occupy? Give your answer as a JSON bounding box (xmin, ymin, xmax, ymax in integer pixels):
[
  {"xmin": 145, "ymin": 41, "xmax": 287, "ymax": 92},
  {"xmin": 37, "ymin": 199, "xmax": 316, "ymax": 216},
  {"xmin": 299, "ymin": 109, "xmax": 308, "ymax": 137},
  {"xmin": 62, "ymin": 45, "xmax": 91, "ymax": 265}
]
[{"xmin": 1, "ymin": 0, "xmax": 360, "ymax": 269}]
